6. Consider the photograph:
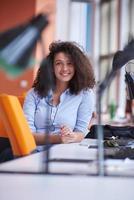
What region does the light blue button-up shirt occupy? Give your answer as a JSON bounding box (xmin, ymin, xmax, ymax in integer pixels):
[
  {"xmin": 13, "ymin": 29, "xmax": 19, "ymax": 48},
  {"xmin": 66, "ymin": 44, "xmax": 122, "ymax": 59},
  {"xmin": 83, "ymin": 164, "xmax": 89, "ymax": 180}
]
[{"xmin": 23, "ymin": 88, "xmax": 95, "ymax": 136}]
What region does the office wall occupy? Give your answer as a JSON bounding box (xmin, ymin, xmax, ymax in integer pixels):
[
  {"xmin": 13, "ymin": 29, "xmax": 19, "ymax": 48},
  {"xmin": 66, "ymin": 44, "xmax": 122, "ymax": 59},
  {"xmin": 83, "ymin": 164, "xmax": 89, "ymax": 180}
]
[{"xmin": 0, "ymin": 0, "xmax": 56, "ymax": 95}]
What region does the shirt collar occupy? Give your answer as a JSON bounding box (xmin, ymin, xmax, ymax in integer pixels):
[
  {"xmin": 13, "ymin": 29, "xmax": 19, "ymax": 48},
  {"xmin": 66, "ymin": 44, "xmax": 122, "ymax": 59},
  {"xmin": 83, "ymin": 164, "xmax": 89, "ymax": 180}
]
[{"xmin": 46, "ymin": 88, "xmax": 70, "ymax": 102}]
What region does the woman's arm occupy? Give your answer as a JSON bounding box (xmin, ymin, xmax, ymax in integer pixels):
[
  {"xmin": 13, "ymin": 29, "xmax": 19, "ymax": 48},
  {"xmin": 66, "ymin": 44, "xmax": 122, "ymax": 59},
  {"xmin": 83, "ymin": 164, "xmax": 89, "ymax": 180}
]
[
  {"xmin": 33, "ymin": 133, "xmax": 62, "ymax": 145},
  {"xmin": 53, "ymin": 90, "xmax": 95, "ymax": 144},
  {"xmin": 33, "ymin": 130, "xmax": 84, "ymax": 145},
  {"xmin": 23, "ymin": 89, "xmax": 38, "ymax": 133},
  {"xmin": 74, "ymin": 89, "xmax": 95, "ymax": 135},
  {"xmin": 33, "ymin": 129, "xmax": 84, "ymax": 145}
]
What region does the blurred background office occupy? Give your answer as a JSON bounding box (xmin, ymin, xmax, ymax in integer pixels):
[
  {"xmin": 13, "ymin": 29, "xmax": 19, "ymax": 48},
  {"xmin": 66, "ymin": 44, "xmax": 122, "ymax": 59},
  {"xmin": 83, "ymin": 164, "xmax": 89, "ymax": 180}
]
[{"xmin": 0, "ymin": 0, "xmax": 134, "ymax": 122}]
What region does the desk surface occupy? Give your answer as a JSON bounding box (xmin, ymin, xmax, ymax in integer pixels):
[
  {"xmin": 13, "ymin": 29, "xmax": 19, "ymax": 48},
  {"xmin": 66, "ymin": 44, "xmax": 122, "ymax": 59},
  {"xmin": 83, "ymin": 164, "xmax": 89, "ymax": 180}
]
[
  {"xmin": 0, "ymin": 140, "xmax": 134, "ymax": 200},
  {"xmin": 0, "ymin": 141, "xmax": 134, "ymax": 176},
  {"xmin": 0, "ymin": 142, "xmax": 97, "ymax": 174},
  {"xmin": 1, "ymin": 173, "xmax": 134, "ymax": 200}
]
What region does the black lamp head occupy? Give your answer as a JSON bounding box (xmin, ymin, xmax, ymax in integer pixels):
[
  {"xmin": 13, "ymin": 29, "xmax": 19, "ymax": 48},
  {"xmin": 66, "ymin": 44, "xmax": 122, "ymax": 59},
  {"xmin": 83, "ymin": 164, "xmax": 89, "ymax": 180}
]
[
  {"xmin": 112, "ymin": 38, "xmax": 134, "ymax": 71},
  {"xmin": 0, "ymin": 13, "xmax": 49, "ymax": 77},
  {"xmin": 125, "ymin": 61, "xmax": 134, "ymax": 100}
]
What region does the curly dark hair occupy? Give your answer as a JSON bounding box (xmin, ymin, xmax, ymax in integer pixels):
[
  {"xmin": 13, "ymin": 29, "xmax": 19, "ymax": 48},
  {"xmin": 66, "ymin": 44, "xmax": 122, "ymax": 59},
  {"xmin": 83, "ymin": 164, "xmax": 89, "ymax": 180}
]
[{"xmin": 33, "ymin": 41, "xmax": 96, "ymax": 97}]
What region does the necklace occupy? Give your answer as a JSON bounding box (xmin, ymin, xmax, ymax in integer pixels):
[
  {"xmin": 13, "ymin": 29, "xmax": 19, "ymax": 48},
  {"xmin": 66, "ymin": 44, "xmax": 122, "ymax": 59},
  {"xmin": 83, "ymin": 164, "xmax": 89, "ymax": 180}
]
[
  {"xmin": 49, "ymin": 104, "xmax": 59, "ymax": 131},
  {"xmin": 45, "ymin": 91, "xmax": 60, "ymax": 131}
]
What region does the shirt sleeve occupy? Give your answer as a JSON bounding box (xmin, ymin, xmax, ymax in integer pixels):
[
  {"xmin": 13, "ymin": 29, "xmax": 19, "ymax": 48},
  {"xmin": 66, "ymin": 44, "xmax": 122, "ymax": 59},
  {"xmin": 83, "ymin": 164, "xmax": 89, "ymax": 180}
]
[
  {"xmin": 74, "ymin": 89, "xmax": 95, "ymax": 135},
  {"xmin": 23, "ymin": 89, "xmax": 38, "ymax": 132}
]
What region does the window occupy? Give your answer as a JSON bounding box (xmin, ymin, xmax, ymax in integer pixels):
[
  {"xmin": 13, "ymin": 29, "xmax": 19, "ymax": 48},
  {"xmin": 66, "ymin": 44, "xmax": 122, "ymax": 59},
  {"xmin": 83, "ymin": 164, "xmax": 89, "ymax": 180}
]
[
  {"xmin": 99, "ymin": 0, "xmax": 120, "ymax": 112},
  {"xmin": 129, "ymin": 0, "xmax": 134, "ymax": 37},
  {"xmin": 69, "ymin": 0, "xmax": 94, "ymax": 54}
]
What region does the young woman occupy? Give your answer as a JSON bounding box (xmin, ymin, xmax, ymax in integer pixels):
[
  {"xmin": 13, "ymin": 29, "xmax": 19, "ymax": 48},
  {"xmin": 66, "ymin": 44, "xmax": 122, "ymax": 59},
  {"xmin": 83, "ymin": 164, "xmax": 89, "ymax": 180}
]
[{"xmin": 23, "ymin": 41, "xmax": 96, "ymax": 146}]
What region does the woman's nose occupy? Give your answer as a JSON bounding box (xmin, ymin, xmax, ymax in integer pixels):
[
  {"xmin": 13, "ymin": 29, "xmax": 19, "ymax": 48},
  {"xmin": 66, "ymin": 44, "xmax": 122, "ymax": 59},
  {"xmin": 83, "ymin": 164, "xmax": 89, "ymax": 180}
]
[{"xmin": 62, "ymin": 64, "xmax": 68, "ymax": 70}]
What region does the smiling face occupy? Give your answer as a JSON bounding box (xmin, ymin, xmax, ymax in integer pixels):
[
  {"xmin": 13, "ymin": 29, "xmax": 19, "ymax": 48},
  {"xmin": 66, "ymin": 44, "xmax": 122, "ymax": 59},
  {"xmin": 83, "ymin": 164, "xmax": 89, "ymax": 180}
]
[{"xmin": 54, "ymin": 52, "xmax": 75, "ymax": 85}]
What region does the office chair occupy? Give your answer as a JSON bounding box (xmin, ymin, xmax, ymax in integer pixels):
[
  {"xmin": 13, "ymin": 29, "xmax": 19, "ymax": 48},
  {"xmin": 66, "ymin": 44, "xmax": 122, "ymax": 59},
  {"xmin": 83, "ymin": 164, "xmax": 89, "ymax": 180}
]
[
  {"xmin": 0, "ymin": 93, "xmax": 26, "ymax": 154},
  {"xmin": 0, "ymin": 94, "xmax": 36, "ymax": 157}
]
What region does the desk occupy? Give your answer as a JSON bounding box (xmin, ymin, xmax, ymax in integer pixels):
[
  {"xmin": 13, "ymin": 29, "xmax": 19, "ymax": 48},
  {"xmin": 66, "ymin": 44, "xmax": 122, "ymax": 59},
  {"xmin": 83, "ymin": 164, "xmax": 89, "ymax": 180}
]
[
  {"xmin": 0, "ymin": 140, "xmax": 134, "ymax": 200},
  {"xmin": 0, "ymin": 141, "xmax": 134, "ymax": 176},
  {"xmin": 0, "ymin": 142, "xmax": 97, "ymax": 174},
  {"xmin": 1, "ymin": 174, "xmax": 134, "ymax": 200}
]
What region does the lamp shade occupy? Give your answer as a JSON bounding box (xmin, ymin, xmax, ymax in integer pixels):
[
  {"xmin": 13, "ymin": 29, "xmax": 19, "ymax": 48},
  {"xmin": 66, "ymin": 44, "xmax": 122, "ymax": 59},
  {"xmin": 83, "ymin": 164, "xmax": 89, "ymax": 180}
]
[
  {"xmin": 0, "ymin": 13, "xmax": 48, "ymax": 76},
  {"xmin": 98, "ymin": 39, "xmax": 134, "ymax": 94},
  {"xmin": 125, "ymin": 61, "xmax": 134, "ymax": 100}
]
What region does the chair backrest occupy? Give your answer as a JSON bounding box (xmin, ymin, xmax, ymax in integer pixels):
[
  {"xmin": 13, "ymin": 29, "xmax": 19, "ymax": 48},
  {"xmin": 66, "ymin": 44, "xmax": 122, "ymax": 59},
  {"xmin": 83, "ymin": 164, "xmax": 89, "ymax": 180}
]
[
  {"xmin": 0, "ymin": 94, "xmax": 36, "ymax": 156},
  {"xmin": 0, "ymin": 93, "xmax": 26, "ymax": 138}
]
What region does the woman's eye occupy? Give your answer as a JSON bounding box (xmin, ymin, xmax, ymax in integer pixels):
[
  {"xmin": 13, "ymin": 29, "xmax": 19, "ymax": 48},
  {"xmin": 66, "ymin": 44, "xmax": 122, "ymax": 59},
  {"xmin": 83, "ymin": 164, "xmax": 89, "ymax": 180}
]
[
  {"xmin": 68, "ymin": 63, "xmax": 73, "ymax": 66},
  {"xmin": 55, "ymin": 62, "xmax": 62, "ymax": 66}
]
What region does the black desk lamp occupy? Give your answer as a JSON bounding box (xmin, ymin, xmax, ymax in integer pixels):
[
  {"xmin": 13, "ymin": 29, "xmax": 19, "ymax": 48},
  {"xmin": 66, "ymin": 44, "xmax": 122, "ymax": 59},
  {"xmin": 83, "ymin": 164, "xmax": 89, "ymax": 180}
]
[
  {"xmin": 97, "ymin": 38, "xmax": 134, "ymax": 176},
  {"xmin": 0, "ymin": 13, "xmax": 52, "ymax": 173},
  {"xmin": 0, "ymin": 13, "xmax": 48, "ymax": 77}
]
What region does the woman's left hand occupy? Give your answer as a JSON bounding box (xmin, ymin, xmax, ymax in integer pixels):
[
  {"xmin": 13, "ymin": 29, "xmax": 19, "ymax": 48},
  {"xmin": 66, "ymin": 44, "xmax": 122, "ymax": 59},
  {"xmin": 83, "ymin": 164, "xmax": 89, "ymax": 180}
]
[{"xmin": 60, "ymin": 125, "xmax": 83, "ymax": 143}]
